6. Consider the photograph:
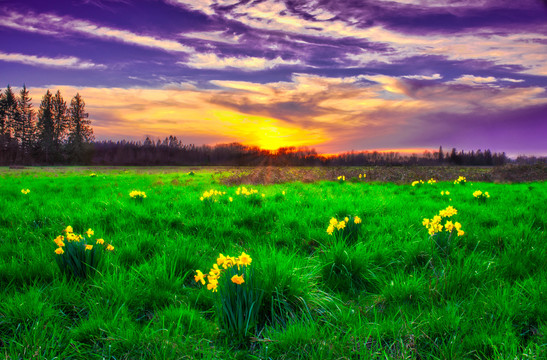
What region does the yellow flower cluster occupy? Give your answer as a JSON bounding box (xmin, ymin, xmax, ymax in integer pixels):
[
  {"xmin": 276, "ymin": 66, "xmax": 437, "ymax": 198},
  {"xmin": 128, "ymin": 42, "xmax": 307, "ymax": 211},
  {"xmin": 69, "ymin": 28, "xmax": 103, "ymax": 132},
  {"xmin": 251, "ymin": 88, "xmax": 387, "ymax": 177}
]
[
  {"xmin": 337, "ymin": 175, "xmax": 346, "ymax": 181},
  {"xmin": 454, "ymin": 176, "xmax": 466, "ymax": 185},
  {"xmin": 90, "ymin": 173, "xmax": 97, "ymax": 177},
  {"xmin": 236, "ymin": 187, "xmax": 258, "ymax": 196},
  {"xmin": 422, "ymin": 206, "xmax": 464, "ymax": 236},
  {"xmin": 427, "ymin": 178, "xmax": 437, "ymax": 184},
  {"xmin": 326, "ymin": 216, "xmax": 361, "ymax": 235},
  {"xmin": 359, "ymin": 173, "xmax": 366, "ymax": 179},
  {"xmin": 440, "ymin": 191, "xmax": 450, "ymax": 196},
  {"xmin": 53, "ymin": 226, "xmax": 114, "ymax": 254},
  {"xmin": 129, "ymin": 190, "xmax": 147, "ymax": 199},
  {"xmin": 195, "ymin": 252, "xmax": 252, "ymax": 292},
  {"xmin": 473, "ymin": 190, "xmax": 490, "ymax": 199},
  {"xmin": 200, "ymin": 189, "xmax": 226, "ymax": 201},
  {"xmin": 412, "ymin": 180, "xmax": 424, "ymax": 187},
  {"xmin": 21, "ymin": 189, "xmax": 30, "ymax": 194}
]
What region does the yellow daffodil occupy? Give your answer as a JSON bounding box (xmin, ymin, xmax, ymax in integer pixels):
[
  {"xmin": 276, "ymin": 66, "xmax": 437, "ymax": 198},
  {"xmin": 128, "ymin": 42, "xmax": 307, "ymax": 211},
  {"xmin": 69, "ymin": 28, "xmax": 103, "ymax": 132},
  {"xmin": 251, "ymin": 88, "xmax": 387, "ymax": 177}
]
[
  {"xmin": 336, "ymin": 221, "xmax": 346, "ymax": 230},
  {"xmin": 64, "ymin": 225, "xmax": 73, "ymax": 234},
  {"xmin": 238, "ymin": 252, "xmax": 252, "ymax": 266},
  {"xmin": 207, "ymin": 277, "xmax": 218, "ymax": 292},
  {"xmin": 55, "ymin": 247, "xmax": 64, "ymax": 255},
  {"xmin": 217, "ymin": 253, "xmax": 227, "ymax": 266},
  {"xmin": 194, "ymin": 270, "xmax": 206, "ymax": 285},
  {"xmin": 85, "ymin": 245, "xmax": 93, "ymax": 251},
  {"xmin": 54, "ymin": 235, "xmax": 65, "ymax": 247},
  {"xmin": 231, "ymin": 274, "xmax": 245, "ymax": 285},
  {"xmin": 86, "ymin": 228, "xmax": 94, "ymax": 237},
  {"xmin": 106, "ymin": 244, "xmax": 115, "ymax": 251},
  {"xmin": 96, "ymin": 238, "xmax": 104, "ymax": 245},
  {"xmin": 354, "ymin": 216, "xmax": 362, "ymax": 224},
  {"xmin": 209, "ymin": 264, "xmax": 221, "ymax": 277}
]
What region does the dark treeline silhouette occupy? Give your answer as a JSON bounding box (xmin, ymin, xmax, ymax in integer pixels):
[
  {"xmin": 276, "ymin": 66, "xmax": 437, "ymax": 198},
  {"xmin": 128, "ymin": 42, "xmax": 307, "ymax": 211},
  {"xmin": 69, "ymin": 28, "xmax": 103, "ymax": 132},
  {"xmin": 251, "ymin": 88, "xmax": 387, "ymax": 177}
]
[
  {"xmin": 3, "ymin": 84, "xmax": 542, "ymax": 167},
  {"xmin": 0, "ymin": 85, "xmax": 93, "ymax": 165},
  {"xmin": 93, "ymin": 141, "xmax": 513, "ymax": 166}
]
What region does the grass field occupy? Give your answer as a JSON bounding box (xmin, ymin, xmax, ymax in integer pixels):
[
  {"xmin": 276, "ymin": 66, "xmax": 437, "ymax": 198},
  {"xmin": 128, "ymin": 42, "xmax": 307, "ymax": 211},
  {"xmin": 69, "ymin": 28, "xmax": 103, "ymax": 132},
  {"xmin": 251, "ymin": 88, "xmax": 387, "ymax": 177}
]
[{"xmin": 0, "ymin": 167, "xmax": 546, "ymax": 359}]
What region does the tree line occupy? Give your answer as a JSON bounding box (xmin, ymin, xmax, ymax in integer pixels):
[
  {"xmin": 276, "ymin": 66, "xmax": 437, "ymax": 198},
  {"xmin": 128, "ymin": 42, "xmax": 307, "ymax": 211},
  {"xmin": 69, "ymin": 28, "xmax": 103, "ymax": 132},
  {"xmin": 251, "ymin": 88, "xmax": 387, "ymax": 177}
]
[
  {"xmin": 93, "ymin": 140, "xmax": 512, "ymax": 166},
  {"xmin": 0, "ymin": 85, "xmax": 93, "ymax": 165}
]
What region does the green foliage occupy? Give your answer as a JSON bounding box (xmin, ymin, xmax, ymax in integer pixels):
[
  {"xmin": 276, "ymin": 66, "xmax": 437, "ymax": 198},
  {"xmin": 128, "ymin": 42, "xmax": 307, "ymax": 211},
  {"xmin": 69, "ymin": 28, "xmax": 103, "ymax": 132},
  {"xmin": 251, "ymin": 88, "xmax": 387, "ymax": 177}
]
[
  {"xmin": 215, "ymin": 263, "xmax": 263, "ymax": 342},
  {"xmin": 0, "ymin": 167, "xmax": 546, "ymax": 359}
]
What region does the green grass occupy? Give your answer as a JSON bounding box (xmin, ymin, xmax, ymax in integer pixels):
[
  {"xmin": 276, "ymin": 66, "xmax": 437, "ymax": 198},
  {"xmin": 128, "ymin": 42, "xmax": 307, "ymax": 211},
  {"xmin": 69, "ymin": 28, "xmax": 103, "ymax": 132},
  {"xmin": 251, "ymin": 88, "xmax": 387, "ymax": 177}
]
[{"xmin": 0, "ymin": 167, "xmax": 546, "ymax": 359}]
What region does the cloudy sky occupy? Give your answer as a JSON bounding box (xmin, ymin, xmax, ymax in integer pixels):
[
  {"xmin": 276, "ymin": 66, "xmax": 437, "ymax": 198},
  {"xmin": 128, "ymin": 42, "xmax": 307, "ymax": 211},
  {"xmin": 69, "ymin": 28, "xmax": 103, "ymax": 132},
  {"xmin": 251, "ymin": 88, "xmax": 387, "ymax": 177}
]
[{"xmin": 1, "ymin": 0, "xmax": 546, "ymax": 155}]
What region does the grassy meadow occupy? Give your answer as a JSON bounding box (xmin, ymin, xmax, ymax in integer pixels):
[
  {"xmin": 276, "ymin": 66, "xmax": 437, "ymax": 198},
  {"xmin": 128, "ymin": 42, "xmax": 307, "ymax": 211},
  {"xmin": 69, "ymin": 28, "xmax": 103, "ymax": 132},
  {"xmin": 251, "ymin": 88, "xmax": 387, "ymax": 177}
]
[{"xmin": 0, "ymin": 167, "xmax": 546, "ymax": 359}]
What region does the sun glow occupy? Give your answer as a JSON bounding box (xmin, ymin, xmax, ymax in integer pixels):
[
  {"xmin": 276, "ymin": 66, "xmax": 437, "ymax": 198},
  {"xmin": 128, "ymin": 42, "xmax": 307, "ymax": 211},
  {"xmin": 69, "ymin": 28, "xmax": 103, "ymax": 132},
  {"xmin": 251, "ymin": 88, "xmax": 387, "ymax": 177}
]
[{"xmin": 212, "ymin": 111, "xmax": 327, "ymax": 150}]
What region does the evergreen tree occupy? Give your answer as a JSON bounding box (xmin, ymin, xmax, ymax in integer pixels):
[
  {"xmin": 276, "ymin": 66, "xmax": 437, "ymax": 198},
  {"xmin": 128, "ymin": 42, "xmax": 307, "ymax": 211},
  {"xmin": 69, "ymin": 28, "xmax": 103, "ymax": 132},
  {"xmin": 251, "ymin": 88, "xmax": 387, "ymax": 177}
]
[
  {"xmin": 0, "ymin": 85, "xmax": 18, "ymax": 148},
  {"xmin": 37, "ymin": 90, "xmax": 55, "ymax": 163},
  {"xmin": 67, "ymin": 93, "xmax": 94, "ymax": 163},
  {"xmin": 15, "ymin": 85, "xmax": 35, "ymax": 161},
  {"xmin": 52, "ymin": 90, "xmax": 69, "ymax": 156},
  {"xmin": 438, "ymin": 145, "xmax": 444, "ymax": 163}
]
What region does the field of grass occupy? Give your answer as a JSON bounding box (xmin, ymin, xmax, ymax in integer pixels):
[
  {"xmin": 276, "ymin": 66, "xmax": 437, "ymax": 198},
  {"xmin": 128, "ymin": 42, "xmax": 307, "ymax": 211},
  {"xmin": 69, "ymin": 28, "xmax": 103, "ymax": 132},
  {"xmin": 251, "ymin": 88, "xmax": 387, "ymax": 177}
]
[{"xmin": 1, "ymin": 167, "xmax": 546, "ymax": 359}]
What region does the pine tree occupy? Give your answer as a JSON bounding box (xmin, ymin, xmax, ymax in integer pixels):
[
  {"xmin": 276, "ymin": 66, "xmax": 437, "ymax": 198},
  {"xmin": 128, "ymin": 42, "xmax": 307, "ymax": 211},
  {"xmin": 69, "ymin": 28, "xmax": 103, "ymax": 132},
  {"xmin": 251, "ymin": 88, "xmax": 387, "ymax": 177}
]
[
  {"xmin": 15, "ymin": 85, "xmax": 35, "ymax": 161},
  {"xmin": 67, "ymin": 93, "xmax": 94, "ymax": 163},
  {"xmin": 438, "ymin": 145, "xmax": 444, "ymax": 163},
  {"xmin": 52, "ymin": 90, "xmax": 69, "ymax": 156},
  {"xmin": 37, "ymin": 90, "xmax": 55, "ymax": 163},
  {"xmin": 0, "ymin": 86, "xmax": 18, "ymax": 148}
]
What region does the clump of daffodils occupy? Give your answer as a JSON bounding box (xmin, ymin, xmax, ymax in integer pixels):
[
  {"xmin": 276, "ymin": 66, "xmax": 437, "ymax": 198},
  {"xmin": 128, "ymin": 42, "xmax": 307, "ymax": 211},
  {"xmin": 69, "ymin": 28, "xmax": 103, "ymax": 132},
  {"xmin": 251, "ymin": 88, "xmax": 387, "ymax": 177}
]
[
  {"xmin": 359, "ymin": 173, "xmax": 366, "ymax": 179},
  {"xmin": 412, "ymin": 180, "xmax": 424, "ymax": 187},
  {"xmin": 90, "ymin": 173, "xmax": 97, "ymax": 177},
  {"xmin": 53, "ymin": 226, "xmax": 114, "ymax": 279},
  {"xmin": 236, "ymin": 186, "xmax": 258, "ymax": 196},
  {"xmin": 195, "ymin": 252, "xmax": 252, "ymax": 292},
  {"xmin": 422, "ymin": 206, "xmax": 464, "ymax": 237},
  {"xmin": 200, "ymin": 189, "xmax": 226, "ymax": 203},
  {"xmin": 473, "ymin": 190, "xmax": 490, "ymax": 202},
  {"xmin": 195, "ymin": 252, "xmax": 262, "ymax": 341},
  {"xmin": 440, "ymin": 190, "xmax": 450, "ymax": 196},
  {"xmin": 236, "ymin": 186, "xmax": 262, "ymax": 206},
  {"xmin": 337, "ymin": 175, "xmax": 346, "ymax": 183},
  {"xmin": 129, "ymin": 190, "xmax": 147, "ymax": 200},
  {"xmin": 427, "ymin": 178, "xmax": 437, "ymax": 184},
  {"xmin": 454, "ymin": 176, "xmax": 467, "ymax": 185},
  {"xmin": 21, "ymin": 189, "xmax": 30, "ymax": 194},
  {"xmin": 326, "ymin": 216, "xmax": 362, "ymax": 243}
]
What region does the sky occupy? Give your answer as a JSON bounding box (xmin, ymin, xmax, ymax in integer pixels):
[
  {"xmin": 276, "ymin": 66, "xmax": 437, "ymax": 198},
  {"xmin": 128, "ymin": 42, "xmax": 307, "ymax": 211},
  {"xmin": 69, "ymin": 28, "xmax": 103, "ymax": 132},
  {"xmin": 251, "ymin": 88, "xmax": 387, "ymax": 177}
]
[{"xmin": 0, "ymin": 0, "xmax": 546, "ymax": 156}]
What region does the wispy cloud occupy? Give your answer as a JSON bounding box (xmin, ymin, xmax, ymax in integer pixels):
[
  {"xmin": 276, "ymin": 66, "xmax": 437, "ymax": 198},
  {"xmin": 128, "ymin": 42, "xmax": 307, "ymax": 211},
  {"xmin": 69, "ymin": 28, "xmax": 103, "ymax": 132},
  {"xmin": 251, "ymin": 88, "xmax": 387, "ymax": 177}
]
[
  {"xmin": 452, "ymin": 74, "xmax": 497, "ymax": 85},
  {"xmin": 0, "ymin": 51, "xmax": 105, "ymax": 69},
  {"xmin": 180, "ymin": 30, "xmax": 242, "ymax": 44},
  {"xmin": 402, "ymin": 74, "xmax": 442, "ymax": 80},
  {"xmin": 0, "ymin": 10, "xmax": 193, "ymax": 53},
  {"xmin": 180, "ymin": 53, "xmax": 302, "ymax": 71},
  {"xmin": 167, "ymin": 0, "xmax": 241, "ymax": 15}
]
